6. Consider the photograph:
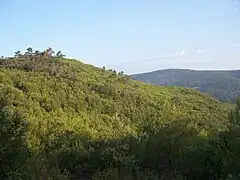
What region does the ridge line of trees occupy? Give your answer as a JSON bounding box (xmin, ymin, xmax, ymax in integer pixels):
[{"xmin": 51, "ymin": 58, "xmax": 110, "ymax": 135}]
[{"xmin": 0, "ymin": 47, "xmax": 66, "ymax": 60}]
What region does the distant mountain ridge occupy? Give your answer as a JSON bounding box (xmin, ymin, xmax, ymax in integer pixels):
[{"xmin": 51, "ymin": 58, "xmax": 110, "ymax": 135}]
[{"xmin": 131, "ymin": 69, "xmax": 240, "ymax": 103}]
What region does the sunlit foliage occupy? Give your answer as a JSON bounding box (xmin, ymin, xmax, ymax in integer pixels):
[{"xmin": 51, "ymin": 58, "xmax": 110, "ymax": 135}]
[{"xmin": 0, "ymin": 48, "xmax": 239, "ymax": 179}]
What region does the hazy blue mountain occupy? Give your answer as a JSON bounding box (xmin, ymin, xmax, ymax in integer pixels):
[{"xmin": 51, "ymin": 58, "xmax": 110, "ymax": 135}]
[{"xmin": 131, "ymin": 69, "xmax": 240, "ymax": 103}]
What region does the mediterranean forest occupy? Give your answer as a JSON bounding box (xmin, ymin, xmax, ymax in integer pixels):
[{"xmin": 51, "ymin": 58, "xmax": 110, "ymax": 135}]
[{"xmin": 1, "ymin": 48, "xmax": 240, "ymax": 180}]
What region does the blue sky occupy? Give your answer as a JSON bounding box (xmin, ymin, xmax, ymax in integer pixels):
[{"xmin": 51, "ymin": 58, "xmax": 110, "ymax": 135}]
[{"xmin": 0, "ymin": 0, "xmax": 240, "ymax": 74}]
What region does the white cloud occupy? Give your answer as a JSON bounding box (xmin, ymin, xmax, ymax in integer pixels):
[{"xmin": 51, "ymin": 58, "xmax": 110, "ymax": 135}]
[
  {"xmin": 197, "ymin": 48, "xmax": 210, "ymax": 53},
  {"xmin": 175, "ymin": 49, "xmax": 185, "ymax": 57},
  {"xmin": 145, "ymin": 54, "xmax": 173, "ymax": 60},
  {"xmin": 179, "ymin": 49, "xmax": 185, "ymax": 56},
  {"xmin": 143, "ymin": 49, "xmax": 186, "ymax": 61}
]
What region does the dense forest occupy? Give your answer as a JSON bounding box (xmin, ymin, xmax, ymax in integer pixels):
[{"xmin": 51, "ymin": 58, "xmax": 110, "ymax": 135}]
[
  {"xmin": 131, "ymin": 69, "xmax": 240, "ymax": 103},
  {"xmin": 1, "ymin": 48, "xmax": 240, "ymax": 179}
]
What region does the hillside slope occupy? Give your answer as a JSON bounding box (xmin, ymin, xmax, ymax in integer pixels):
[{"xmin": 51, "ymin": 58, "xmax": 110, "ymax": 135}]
[
  {"xmin": 0, "ymin": 50, "xmax": 231, "ymax": 179},
  {"xmin": 131, "ymin": 69, "xmax": 240, "ymax": 103}
]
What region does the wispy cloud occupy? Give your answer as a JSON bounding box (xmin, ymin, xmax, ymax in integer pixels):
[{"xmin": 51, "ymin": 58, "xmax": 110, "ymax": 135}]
[
  {"xmin": 107, "ymin": 47, "xmax": 220, "ymax": 74},
  {"xmin": 144, "ymin": 49, "xmax": 186, "ymax": 61},
  {"xmin": 145, "ymin": 54, "xmax": 173, "ymax": 61},
  {"xmin": 175, "ymin": 49, "xmax": 185, "ymax": 57},
  {"xmin": 179, "ymin": 49, "xmax": 185, "ymax": 56},
  {"xmin": 197, "ymin": 48, "xmax": 210, "ymax": 53}
]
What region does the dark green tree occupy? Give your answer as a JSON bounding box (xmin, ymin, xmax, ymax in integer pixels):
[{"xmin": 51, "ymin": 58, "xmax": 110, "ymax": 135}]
[
  {"xmin": 14, "ymin": 51, "xmax": 21, "ymax": 57},
  {"xmin": 34, "ymin": 50, "xmax": 40, "ymax": 56},
  {"xmin": 26, "ymin": 47, "xmax": 33, "ymax": 55},
  {"xmin": 0, "ymin": 107, "xmax": 29, "ymax": 179},
  {"xmin": 229, "ymin": 98, "xmax": 240, "ymax": 129},
  {"xmin": 56, "ymin": 50, "xmax": 65, "ymax": 58}
]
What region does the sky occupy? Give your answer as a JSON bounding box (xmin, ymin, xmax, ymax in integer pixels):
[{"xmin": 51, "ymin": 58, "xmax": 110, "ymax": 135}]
[{"xmin": 1, "ymin": 0, "xmax": 240, "ymax": 74}]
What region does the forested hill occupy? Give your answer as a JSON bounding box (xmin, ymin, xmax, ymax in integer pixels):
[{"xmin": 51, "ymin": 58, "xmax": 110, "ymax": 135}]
[
  {"xmin": 131, "ymin": 69, "xmax": 240, "ymax": 103},
  {"xmin": 0, "ymin": 48, "xmax": 234, "ymax": 179}
]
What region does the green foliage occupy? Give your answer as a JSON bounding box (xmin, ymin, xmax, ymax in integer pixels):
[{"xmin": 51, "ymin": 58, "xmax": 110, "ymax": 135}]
[
  {"xmin": 229, "ymin": 97, "xmax": 240, "ymax": 129},
  {"xmin": 0, "ymin": 106, "xmax": 29, "ymax": 179},
  {"xmin": 1, "ymin": 48, "xmax": 239, "ymax": 179},
  {"xmin": 131, "ymin": 69, "xmax": 240, "ymax": 103}
]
